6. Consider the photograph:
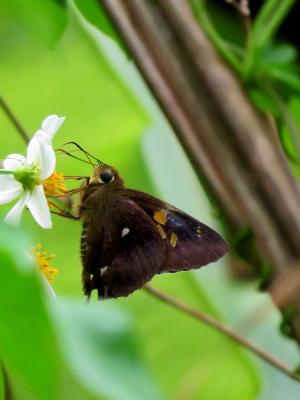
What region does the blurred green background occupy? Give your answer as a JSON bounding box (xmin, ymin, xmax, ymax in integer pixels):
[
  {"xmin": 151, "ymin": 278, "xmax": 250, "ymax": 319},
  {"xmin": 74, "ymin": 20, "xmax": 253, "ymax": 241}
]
[{"xmin": 0, "ymin": 1, "xmax": 300, "ymax": 399}]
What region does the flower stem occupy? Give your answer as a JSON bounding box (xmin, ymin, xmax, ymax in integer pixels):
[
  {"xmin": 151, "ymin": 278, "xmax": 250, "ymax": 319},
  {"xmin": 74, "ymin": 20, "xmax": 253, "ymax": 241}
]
[
  {"xmin": 0, "ymin": 169, "xmax": 14, "ymax": 175},
  {"xmin": 0, "ymin": 96, "xmax": 29, "ymax": 144},
  {"xmin": 144, "ymin": 284, "xmax": 300, "ymax": 382}
]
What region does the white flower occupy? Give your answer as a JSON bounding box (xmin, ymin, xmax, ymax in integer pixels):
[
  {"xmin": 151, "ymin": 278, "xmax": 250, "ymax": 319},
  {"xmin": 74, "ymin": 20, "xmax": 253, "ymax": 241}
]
[{"xmin": 0, "ymin": 115, "xmax": 65, "ymax": 228}]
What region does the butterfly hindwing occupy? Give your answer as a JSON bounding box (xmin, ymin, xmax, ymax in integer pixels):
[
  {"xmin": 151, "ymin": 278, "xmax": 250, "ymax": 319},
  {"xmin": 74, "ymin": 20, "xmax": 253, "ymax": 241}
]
[
  {"xmin": 160, "ymin": 210, "xmax": 228, "ymax": 272},
  {"xmin": 83, "ymin": 196, "xmax": 166, "ymax": 298},
  {"xmin": 125, "ymin": 189, "xmax": 228, "ymax": 272}
]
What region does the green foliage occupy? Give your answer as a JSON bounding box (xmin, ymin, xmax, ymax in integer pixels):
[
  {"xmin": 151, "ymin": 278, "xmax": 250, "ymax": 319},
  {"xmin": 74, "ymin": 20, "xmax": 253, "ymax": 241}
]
[
  {"xmin": 248, "ymin": 43, "xmax": 300, "ymax": 93},
  {"xmin": 293, "ymin": 364, "xmax": 300, "ymax": 377},
  {"xmin": 121, "ymin": 274, "xmax": 261, "ymax": 400},
  {"xmin": 280, "ymin": 305, "xmax": 297, "ymax": 338},
  {"xmin": 191, "ymin": 0, "xmax": 300, "ymax": 173},
  {"xmin": 258, "ymin": 263, "xmax": 273, "ymax": 291},
  {"xmin": 248, "ymin": 0, "xmax": 296, "ymax": 56},
  {"xmin": 1, "ymin": 0, "xmax": 67, "ymax": 47},
  {"xmin": 55, "ymin": 300, "xmax": 161, "ymax": 400},
  {"xmin": 0, "ymin": 223, "xmax": 160, "ymax": 400},
  {"xmin": 231, "ymin": 227, "xmax": 254, "ymax": 260},
  {"xmin": 73, "ymin": 0, "xmax": 121, "ymax": 46},
  {"xmin": 0, "ymin": 224, "xmax": 62, "ymax": 399},
  {"xmin": 0, "ymin": 3, "xmax": 262, "ymax": 399}
]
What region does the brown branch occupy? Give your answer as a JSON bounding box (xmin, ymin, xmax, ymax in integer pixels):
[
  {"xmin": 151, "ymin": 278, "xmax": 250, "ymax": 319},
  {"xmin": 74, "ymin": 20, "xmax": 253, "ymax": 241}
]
[
  {"xmin": 144, "ymin": 284, "xmax": 300, "ymax": 383},
  {"xmin": 225, "ymin": 0, "xmax": 251, "ymax": 37},
  {"xmin": 101, "ymin": 0, "xmax": 300, "ymax": 345},
  {"xmin": 0, "ymin": 96, "xmax": 29, "ymax": 144}
]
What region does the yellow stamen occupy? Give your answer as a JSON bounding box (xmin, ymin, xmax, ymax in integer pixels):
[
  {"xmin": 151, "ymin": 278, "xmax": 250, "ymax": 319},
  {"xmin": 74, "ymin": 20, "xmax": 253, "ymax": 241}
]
[
  {"xmin": 33, "ymin": 243, "xmax": 58, "ymax": 284},
  {"xmin": 43, "ymin": 171, "xmax": 67, "ymax": 197}
]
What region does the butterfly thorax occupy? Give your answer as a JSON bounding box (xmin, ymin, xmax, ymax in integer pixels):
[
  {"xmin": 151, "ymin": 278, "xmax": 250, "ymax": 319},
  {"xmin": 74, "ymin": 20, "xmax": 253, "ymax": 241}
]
[{"xmin": 79, "ymin": 165, "xmax": 128, "ymax": 285}]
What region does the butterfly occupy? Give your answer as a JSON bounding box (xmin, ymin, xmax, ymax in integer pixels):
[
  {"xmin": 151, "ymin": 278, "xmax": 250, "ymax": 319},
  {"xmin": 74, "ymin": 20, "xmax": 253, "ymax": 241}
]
[{"xmin": 57, "ymin": 144, "xmax": 228, "ymax": 299}]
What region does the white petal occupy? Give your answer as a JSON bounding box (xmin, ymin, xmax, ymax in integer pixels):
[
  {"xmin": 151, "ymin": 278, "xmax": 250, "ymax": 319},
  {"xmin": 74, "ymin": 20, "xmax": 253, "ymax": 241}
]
[
  {"xmin": 27, "ymin": 137, "xmax": 55, "ymax": 180},
  {"xmin": 0, "ymin": 175, "xmax": 20, "ymax": 190},
  {"xmin": 33, "ymin": 130, "xmax": 49, "ymax": 143},
  {"xmin": 27, "ymin": 136, "xmax": 42, "ymax": 164},
  {"xmin": 5, "ymin": 193, "xmax": 29, "ymax": 225},
  {"xmin": 27, "ymin": 185, "xmax": 52, "ymax": 229},
  {"xmin": 3, "ymin": 153, "xmax": 28, "ymax": 170},
  {"xmin": 39, "ymin": 142, "xmax": 55, "ymax": 180},
  {"xmin": 41, "ymin": 115, "xmax": 65, "ymax": 141},
  {"xmin": 0, "ymin": 176, "xmax": 23, "ymax": 204},
  {"xmin": 41, "ymin": 275, "xmax": 56, "ymax": 299}
]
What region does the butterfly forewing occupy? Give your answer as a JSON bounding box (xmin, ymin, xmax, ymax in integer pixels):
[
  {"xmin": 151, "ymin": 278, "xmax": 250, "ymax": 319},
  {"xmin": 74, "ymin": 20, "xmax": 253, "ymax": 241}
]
[{"xmin": 124, "ymin": 189, "xmax": 228, "ymax": 272}]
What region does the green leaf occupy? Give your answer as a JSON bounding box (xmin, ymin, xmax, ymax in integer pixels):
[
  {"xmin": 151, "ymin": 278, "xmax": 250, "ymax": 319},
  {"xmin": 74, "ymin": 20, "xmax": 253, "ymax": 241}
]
[
  {"xmin": 120, "ymin": 274, "xmax": 261, "ymax": 400},
  {"xmin": 73, "ymin": 0, "xmax": 124, "ymax": 50},
  {"xmin": 246, "ymin": 43, "xmax": 299, "ymax": 83},
  {"xmin": 251, "ymin": 0, "xmax": 296, "ymax": 49},
  {"xmin": 54, "ymin": 300, "xmax": 161, "ymax": 400},
  {"xmin": 2, "ymin": 0, "xmax": 67, "ymax": 47},
  {"xmin": 259, "ymin": 43, "xmax": 298, "ymax": 66},
  {"xmin": 0, "ymin": 223, "xmax": 62, "ymax": 400},
  {"xmin": 280, "ymin": 305, "xmax": 297, "ymax": 338},
  {"xmin": 268, "ymin": 67, "xmax": 300, "ymax": 94},
  {"xmin": 279, "ymin": 97, "xmax": 300, "ymax": 168},
  {"xmin": 0, "ymin": 222, "xmax": 161, "ymax": 400},
  {"xmin": 249, "ymin": 88, "xmax": 279, "ymax": 115},
  {"xmin": 190, "ymin": 0, "xmax": 242, "ymax": 74},
  {"xmin": 244, "ymin": 0, "xmax": 296, "ymax": 77},
  {"xmin": 258, "ymin": 263, "xmax": 273, "ymax": 291}
]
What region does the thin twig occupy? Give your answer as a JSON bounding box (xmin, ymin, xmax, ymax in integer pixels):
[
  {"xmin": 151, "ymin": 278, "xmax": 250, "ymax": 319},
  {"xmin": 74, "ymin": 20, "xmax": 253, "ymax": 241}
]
[
  {"xmin": 2, "ymin": 364, "xmax": 14, "ymax": 400},
  {"xmin": 144, "ymin": 284, "xmax": 300, "ymax": 382},
  {"xmin": 0, "ymin": 96, "xmax": 30, "ymax": 144},
  {"xmin": 225, "ymin": 0, "xmax": 251, "ymax": 38}
]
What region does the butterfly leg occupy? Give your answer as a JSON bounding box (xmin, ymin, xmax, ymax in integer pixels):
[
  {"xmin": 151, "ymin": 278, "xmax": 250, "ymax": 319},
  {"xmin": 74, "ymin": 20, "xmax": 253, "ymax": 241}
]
[
  {"xmin": 81, "ymin": 269, "xmax": 108, "ymax": 300},
  {"xmin": 83, "ymin": 268, "xmax": 110, "ymax": 300},
  {"xmin": 49, "ymin": 201, "xmax": 80, "ymax": 220},
  {"xmin": 64, "ymin": 175, "xmax": 89, "ymax": 181},
  {"xmin": 82, "ymin": 270, "xmax": 93, "ymax": 298}
]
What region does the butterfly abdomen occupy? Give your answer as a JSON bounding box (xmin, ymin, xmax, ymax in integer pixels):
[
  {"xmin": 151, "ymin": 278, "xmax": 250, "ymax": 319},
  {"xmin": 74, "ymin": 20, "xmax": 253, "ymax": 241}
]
[{"xmin": 80, "ymin": 221, "xmax": 88, "ymax": 265}]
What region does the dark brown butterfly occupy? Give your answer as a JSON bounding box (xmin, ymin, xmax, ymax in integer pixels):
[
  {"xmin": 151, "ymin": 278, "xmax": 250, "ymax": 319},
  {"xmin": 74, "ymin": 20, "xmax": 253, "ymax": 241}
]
[{"xmin": 73, "ymin": 162, "xmax": 228, "ymax": 299}]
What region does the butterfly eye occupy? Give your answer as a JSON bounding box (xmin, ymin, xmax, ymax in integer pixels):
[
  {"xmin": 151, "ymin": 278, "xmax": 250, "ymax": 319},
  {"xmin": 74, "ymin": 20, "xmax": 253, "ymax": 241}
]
[{"xmin": 99, "ymin": 169, "xmax": 114, "ymax": 183}]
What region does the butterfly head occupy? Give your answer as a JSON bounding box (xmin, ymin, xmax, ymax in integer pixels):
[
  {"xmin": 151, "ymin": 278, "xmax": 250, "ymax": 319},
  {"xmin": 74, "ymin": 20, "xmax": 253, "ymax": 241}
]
[{"xmin": 90, "ymin": 165, "xmax": 124, "ymax": 187}]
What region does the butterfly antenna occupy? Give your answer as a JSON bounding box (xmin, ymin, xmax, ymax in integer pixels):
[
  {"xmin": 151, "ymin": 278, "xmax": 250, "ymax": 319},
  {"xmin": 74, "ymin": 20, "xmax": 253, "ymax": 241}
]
[
  {"xmin": 60, "ymin": 142, "xmax": 95, "ymax": 167},
  {"xmin": 55, "ymin": 148, "xmax": 97, "ymax": 166},
  {"xmin": 62, "ymin": 142, "xmax": 104, "ymax": 166}
]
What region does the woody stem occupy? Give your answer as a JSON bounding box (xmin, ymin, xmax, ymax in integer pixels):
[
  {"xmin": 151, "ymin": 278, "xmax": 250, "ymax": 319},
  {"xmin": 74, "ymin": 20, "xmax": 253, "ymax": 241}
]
[{"xmin": 0, "ymin": 96, "xmax": 29, "ymax": 144}]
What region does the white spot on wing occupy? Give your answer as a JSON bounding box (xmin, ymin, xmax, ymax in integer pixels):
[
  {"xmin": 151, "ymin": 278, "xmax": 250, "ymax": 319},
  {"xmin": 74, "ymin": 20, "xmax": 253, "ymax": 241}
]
[
  {"xmin": 121, "ymin": 227, "xmax": 130, "ymax": 238},
  {"xmin": 100, "ymin": 266, "xmax": 108, "ymax": 276}
]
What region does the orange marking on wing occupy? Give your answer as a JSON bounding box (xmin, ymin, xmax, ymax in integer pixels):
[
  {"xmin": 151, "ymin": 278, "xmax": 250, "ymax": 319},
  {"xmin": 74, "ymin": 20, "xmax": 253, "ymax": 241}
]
[
  {"xmin": 170, "ymin": 232, "xmax": 178, "ymax": 248},
  {"xmin": 154, "ymin": 209, "xmax": 168, "ymax": 225},
  {"xmin": 157, "ymin": 224, "xmax": 167, "ymax": 239}
]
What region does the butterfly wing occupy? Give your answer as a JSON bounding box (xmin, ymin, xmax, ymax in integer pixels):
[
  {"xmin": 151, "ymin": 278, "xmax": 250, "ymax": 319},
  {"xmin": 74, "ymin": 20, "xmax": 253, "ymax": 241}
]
[
  {"xmin": 82, "ymin": 196, "xmax": 166, "ymax": 299},
  {"xmin": 124, "ymin": 189, "xmax": 228, "ymax": 272}
]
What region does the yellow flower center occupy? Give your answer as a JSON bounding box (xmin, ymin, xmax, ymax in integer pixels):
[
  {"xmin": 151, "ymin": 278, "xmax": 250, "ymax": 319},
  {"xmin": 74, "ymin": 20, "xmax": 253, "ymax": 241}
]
[
  {"xmin": 33, "ymin": 243, "xmax": 58, "ymax": 284},
  {"xmin": 43, "ymin": 171, "xmax": 67, "ymax": 197}
]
